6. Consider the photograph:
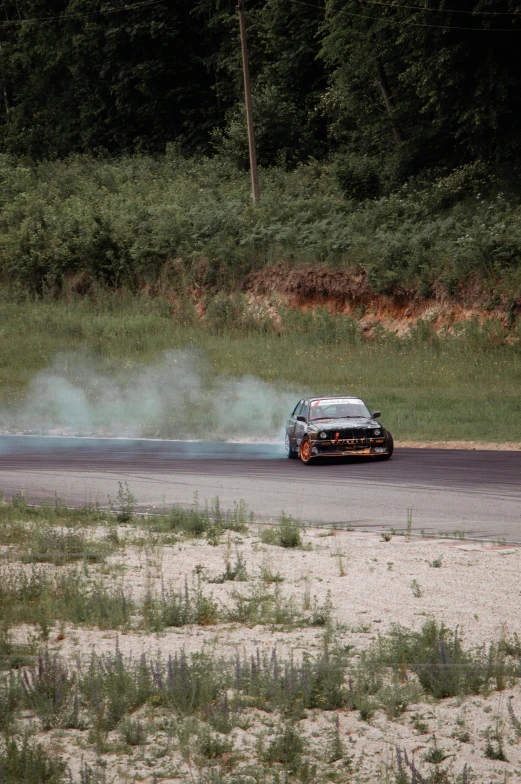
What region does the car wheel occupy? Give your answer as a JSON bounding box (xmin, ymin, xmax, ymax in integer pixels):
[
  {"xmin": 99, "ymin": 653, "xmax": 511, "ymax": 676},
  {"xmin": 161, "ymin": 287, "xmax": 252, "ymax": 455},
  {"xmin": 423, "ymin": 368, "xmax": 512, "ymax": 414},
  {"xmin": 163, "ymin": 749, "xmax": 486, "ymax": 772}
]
[
  {"xmin": 285, "ymin": 433, "xmax": 298, "ymax": 459},
  {"xmin": 378, "ymin": 432, "xmax": 394, "ymax": 460},
  {"xmin": 299, "ymin": 437, "xmax": 314, "ymax": 464}
]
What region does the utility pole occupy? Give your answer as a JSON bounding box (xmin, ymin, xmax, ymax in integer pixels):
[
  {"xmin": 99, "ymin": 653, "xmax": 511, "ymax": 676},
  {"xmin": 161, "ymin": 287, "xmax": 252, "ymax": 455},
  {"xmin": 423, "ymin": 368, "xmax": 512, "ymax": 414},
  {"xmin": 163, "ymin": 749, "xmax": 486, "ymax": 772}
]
[{"xmin": 236, "ymin": 0, "xmax": 260, "ymax": 203}]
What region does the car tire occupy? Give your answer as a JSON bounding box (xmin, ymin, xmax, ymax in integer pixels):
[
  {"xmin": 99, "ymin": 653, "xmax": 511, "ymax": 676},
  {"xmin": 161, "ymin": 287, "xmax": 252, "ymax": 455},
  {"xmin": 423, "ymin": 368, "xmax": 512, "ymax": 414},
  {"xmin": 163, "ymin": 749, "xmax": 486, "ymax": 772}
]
[
  {"xmin": 285, "ymin": 433, "xmax": 298, "ymax": 459},
  {"xmin": 378, "ymin": 432, "xmax": 394, "ymax": 460},
  {"xmin": 299, "ymin": 436, "xmax": 314, "ymax": 464}
]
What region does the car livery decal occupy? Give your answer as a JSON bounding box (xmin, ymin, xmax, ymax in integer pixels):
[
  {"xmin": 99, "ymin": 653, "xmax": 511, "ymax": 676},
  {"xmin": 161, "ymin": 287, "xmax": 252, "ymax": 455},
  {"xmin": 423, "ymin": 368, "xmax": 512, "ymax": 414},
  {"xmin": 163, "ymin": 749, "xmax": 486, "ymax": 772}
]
[{"xmin": 310, "ymin": 398, "xmax": 364, "ymax": 406}]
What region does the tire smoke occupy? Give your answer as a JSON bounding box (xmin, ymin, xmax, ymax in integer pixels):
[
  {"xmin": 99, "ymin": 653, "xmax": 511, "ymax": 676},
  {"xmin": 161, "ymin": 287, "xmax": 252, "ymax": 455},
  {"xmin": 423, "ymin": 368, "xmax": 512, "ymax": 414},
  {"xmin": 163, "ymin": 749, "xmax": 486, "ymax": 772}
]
[{"xmin": 0, "ymin": 350, "xmax": 301, "ymax": 441}]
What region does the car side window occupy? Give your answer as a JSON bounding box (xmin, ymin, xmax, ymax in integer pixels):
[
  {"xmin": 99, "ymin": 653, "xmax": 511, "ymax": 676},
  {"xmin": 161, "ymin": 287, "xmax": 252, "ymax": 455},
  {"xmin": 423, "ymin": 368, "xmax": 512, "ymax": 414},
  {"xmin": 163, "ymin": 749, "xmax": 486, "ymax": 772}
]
[
  {"xmin": 295, "ymin": 400, "xmax": 304, "ymax": 417},
  {"xmin": 292, "ymin": 400, "xmax": 303, "ymax": 418},
  {"xmin": 301, "ymin": 401, "xmax": 310, "ymax": 421}
]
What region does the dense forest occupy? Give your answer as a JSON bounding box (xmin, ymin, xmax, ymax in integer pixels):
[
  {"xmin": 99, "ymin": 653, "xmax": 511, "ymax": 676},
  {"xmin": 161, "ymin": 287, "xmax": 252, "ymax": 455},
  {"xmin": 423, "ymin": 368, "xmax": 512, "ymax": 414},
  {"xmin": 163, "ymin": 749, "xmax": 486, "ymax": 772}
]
[
  {"xmin": 2, "ymin": 0, "xmax": 521, "ymax": 178},
  {"xmin": 0, "ymin": 0, "xmax": 521, "ymax": 303}
]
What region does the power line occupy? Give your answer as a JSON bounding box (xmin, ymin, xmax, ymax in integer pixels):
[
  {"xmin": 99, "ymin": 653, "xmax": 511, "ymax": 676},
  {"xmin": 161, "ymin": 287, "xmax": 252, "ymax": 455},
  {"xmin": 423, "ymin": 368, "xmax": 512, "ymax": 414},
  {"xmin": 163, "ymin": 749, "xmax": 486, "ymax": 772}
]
[
  {"xmin": 287, "ymin": 0, "xmax": 521, "ymax": 31},
  {"xmin": 347, "ymin": 0, "xmax": 521, "ymax": 16},
  {"xmin": 0, "ymin": 0, "xmax": 167, "ymax": 27}
]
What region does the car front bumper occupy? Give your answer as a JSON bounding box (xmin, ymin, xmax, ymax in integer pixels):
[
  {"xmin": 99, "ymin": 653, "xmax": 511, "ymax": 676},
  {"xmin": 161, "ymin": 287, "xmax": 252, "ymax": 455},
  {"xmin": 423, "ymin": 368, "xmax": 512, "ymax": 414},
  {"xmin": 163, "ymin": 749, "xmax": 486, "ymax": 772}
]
[{"xmin": 310, "ymin": 439, "xmax": 389, "ymax": 457}]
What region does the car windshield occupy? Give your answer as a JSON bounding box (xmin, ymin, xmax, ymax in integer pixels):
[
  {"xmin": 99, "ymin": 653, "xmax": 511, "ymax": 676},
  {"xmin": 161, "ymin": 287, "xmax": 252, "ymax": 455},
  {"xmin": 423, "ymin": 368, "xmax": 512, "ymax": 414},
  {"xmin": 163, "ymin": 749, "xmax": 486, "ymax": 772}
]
[{"xmin": 309, "ymin": 398, "xmax": 371, "ymax": 421}]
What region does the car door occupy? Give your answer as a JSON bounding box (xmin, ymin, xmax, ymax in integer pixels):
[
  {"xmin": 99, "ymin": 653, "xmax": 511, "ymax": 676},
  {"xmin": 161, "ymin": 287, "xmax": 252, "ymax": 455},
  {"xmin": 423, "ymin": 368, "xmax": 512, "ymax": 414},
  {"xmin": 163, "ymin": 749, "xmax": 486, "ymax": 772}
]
[
  {"xmin": 287, "ymin": 400, "xmax": 303, "ymax": 447},
  {"xmin": 295, "ymin": 400, "xmax": 309, "ymax": 446}
]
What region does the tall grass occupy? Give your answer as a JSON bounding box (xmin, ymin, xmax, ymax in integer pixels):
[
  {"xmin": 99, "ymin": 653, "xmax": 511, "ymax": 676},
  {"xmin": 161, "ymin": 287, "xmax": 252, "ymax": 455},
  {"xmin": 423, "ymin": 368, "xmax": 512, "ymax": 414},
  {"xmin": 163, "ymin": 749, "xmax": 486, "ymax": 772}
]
[{"xmin": 0, "ymin": 295, "xmax": 519, "ymax": 441}]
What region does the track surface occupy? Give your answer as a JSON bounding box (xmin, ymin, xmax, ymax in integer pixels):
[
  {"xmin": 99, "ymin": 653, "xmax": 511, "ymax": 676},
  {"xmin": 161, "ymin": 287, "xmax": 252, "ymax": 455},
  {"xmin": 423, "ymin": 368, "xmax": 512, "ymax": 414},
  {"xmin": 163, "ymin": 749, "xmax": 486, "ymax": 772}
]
[{"xmin": 0, "ymin": 436, "xmax": 520, "ymax": 541}]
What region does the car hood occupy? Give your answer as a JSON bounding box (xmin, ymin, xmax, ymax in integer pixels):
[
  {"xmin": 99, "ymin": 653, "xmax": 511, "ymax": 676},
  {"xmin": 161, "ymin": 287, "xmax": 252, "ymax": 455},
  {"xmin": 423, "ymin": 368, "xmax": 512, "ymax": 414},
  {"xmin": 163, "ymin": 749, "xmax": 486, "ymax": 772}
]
[{"xmin": 307, "ymin": 417, "xmax": 381, "ymax": 430}]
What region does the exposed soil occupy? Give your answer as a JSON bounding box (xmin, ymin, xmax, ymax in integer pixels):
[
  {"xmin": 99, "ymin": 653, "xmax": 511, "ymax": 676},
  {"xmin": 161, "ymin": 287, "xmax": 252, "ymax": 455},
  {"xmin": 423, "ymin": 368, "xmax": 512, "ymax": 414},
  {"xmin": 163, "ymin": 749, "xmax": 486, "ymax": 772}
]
[{"xmin": 243, "ymin": 265, "xmax": 514, "ymax": 336}]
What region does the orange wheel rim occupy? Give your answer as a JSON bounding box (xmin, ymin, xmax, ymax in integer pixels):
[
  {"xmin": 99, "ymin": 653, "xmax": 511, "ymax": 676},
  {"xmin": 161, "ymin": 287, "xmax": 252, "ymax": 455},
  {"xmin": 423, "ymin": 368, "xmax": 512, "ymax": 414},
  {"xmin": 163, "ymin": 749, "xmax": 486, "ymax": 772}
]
[{"xmin": 300, "ymin": 440, "xmax": 311, "ymax": 461}]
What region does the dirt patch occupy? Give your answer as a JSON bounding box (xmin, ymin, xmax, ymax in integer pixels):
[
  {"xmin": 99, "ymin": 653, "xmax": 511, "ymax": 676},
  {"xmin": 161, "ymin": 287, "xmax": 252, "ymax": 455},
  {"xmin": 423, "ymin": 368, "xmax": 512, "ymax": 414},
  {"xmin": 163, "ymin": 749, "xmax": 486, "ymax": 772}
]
[
  {"xmin": 396, "ymin": 440, "xmax": 521, "ymax": 451},
  {"xmin": 244, "ymin": 264, "xmax": 512, "ymax": 335}
]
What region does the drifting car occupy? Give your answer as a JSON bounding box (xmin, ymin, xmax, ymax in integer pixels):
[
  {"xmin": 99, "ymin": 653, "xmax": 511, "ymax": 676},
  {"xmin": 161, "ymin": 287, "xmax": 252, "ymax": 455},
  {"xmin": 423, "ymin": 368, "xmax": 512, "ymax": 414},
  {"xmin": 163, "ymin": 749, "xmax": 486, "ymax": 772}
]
[{"xmin": 285, "ymin": 396, "xmax": 393, "ymax": 464}]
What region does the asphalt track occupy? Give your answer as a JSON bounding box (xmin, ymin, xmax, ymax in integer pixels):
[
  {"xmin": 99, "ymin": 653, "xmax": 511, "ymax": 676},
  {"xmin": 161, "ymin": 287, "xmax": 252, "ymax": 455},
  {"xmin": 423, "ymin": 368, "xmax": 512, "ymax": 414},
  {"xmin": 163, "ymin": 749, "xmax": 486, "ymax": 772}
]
[{"xmin": 0, "ymin": 435, "xmax": 520, "ymax": 541}]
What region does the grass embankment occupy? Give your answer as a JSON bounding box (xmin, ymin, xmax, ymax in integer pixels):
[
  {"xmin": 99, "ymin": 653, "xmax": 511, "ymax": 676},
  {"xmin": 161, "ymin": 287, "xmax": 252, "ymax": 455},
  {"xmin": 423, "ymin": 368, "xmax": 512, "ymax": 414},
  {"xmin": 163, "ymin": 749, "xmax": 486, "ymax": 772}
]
[
  {"xmin": 1, "ymin": 494, "xmax": 521, "ymax": 782},
  {"xmin": 0, "ymin": 295, "xmax": 520, "ymax": 442}
]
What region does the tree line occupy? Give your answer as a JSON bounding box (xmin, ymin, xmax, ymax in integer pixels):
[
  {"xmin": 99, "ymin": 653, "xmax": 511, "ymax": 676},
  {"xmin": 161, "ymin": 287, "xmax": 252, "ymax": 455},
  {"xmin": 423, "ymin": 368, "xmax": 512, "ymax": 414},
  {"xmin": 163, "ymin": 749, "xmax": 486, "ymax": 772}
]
[{"xmin": 1, "ymin": 0, "xmax": 521, "ymax": 192}]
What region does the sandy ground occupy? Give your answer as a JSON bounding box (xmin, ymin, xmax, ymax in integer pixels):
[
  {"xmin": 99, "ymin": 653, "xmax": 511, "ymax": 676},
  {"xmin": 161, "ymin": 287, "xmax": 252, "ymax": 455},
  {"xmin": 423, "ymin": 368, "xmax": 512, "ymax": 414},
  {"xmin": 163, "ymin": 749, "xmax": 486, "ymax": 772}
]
[{"xmin": 7, "ymin": 523, "xmax": 521, "ymax": 783}]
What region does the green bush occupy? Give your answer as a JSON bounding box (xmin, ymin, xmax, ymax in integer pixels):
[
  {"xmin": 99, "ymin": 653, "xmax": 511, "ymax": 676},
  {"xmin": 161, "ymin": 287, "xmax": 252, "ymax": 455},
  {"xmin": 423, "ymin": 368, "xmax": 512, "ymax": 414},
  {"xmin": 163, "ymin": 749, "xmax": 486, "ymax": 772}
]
[{"xmin": 1, "ymin": 153, "xmax": 521, "ymax": 301}]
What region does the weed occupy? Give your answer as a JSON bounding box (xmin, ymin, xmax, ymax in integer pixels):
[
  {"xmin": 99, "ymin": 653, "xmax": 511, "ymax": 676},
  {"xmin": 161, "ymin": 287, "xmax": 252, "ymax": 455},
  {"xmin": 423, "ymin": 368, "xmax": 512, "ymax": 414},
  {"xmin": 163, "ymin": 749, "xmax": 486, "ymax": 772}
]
[
  {"xmin": 386, "ymin": 621, "xmax": 492, "ymax": 698},
  {"xmin": 0, "ymin": 566, "xmax": 133, "ymax": 631},
  {"xmin": 381, "ymin": 532, "xmax": 392, "ymax": 542},
  {"xmin": 261, "ymin": 513, "xmax": 302, "ymax": 549},
  {"xmin": 197, "ymin": 726, "xmax": 234, "ymax": 762},
  {"xmin": 395, "ymin": 746, "xmax": 469, "ymax": 784},
  {"xmin": 411, "ymin": 714, "xmax": 429, "ymax": 734},
  {"xmin": 228, "ymin": 584, "xmax": 299, "ymax": 627},
  {"xmin": 507, "ymin": 697, "xmax": 521, "ymax": 737},
  {"xmin": 142, "ymin": 579, "xmax": 219, "ymax": 630},
  {"xmin": 484, "ymin": 730, "xmax": 507, "ymax": 761},
  {"xmin": 120, "ymin": 716, "xmax": 148, "ymax": 746},
  {"xmin": 0, "ymin": 735, "xmax": 67, "ymax": 784},
  {"xmin": 411, "ymin": 579, "xmax": 422, "ymax": 598},
  {"xmin": 423, "ymin": 736, "xmax": 449, "ymax": 764},
  {"xmin": 333, "ymin": 543, "xmax": 346, "ymax": 576},
  {"xmin": 234, "ymin": 646, "xmax": 347, "ymax": 714},
  {"xmin": 429, "ymin": 556, "xmax": 443, "ymax": 568},
  {"xmin": 210, "ymin": 550, "xmax": 248, "ymax": 584},
  {"xmin": 20, "ymin": 652, "xmax": 78, "ymax": 729},
  {"xmin": 203, "ymin": 692, "xmax": 243, "ymax": 735},
  {"xmin": 327, "ymin": 715, "xmax": 344, "ymax": 763},
  {"xmin": 406, "ymin": 507, "xmax": 413, "ymax": 539},
  {"xmin": 113, "ymin": 482, "xmax": 136, "ymax": 523},
  {"xmin": 262, "ymin": 723, "xmax": 303, "ymax": 772},
  {"xmin": 260, "ymin": 553, "xmax": 283, "ymax": 584},
  {"xmin": 149, "ymin": 496, "xmax": 249, "ymax": 538}
]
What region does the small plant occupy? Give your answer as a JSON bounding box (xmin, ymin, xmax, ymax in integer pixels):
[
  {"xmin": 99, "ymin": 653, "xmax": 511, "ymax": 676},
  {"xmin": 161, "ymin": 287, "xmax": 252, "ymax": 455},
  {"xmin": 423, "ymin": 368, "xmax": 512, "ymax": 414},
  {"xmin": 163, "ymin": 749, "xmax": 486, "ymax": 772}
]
[
  {"xmin": 210, "ymin": 549, "xmax": 248, "ymax": 583},
  {"xmin": 0, "ymin": 735, "xmax": 67, "ymax": 784},
  {"xmin": 114, "ymin": 481, "xmax": 136, "ymax": 523},
  {"xmin": 120, "ymin": 716, "xmax": 148, "ymax": 746},
  {"xmin": 508, "ymin": 697, "xmax": 521, "ymax": 737},
  {"xmin": 484, "ymin": 730, "xmax": 507, "ymax": 761},
  {"xmin": 328, "ymin": 714, "xmax": 344, "ymax": 763},
  {"xmin": 406, "ymin": 507, "xmax": 413, "ymax": 539},
  {"xmin": 20, "ymin": 652, "xmax": 78, "ymax": 729},
  {"xmin": 429, "ymin": 556, "xmax": 443, "ymax": 568},
  {"xmin": 411, "ymin": 713, "xmax": 429, "ymax": 734},
  {"xmin": 333, "ymin": 543, "xmax": 346, "ymax": 576},
  {"xmin": 423, "ymin": 736, "xmax": 450, "ymax": 765},
  {"xmin": 263, "ymin": 723, "xmax": 304, "ymax": 772},
  {"xmin": 381, "ymin": 532, "xmax": 392, "ymax": 542},
  {"xmin": 197, "ymin": 726, "xmax": 234, "ymax": 761},
  {"xmin": 260, "ymin": 553, "xmax": 284, "ymax": 584},
  {"xmin": 261, "ymin": 513, "xmax": 302, "ymax": 549},
  {"xmin": 411, "ymin": 579, "xmax": 422, "ymax": 598}
]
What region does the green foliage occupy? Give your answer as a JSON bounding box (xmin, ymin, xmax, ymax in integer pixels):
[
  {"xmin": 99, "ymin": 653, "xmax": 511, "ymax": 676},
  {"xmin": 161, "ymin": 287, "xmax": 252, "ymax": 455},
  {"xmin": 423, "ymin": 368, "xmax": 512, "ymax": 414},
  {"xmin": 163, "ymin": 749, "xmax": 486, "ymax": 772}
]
[
  {"xmin": 149, "ymin": 497, "xmax": 250, "ymax": 539},
  {"xmin": 260, "ymin": 513, "xmax": 302, "ymax": 549},
  {"xmin": 1, "ymin": 153, "xmax": 521, "ymax": 303},
  {"xmin": 0, "ymin": 736, "xmax": 67, "ymax": 784},
  {"xmin": 262, "ymin": 723, "xmax": 303, "ymax": 772},
  {"xmin": 379, "ymin": 620, "xmax": 498, "ymax": 699},
  {"xmin": 141, "ymin": 579, "xmax": 219, "ymax": 631}
]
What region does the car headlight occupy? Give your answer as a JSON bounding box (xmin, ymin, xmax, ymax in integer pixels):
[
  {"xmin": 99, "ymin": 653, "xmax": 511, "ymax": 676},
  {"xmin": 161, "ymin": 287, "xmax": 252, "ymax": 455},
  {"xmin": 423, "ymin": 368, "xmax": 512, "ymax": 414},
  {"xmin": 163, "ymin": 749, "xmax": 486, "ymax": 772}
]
[
  {"xmin": 320, "ymin": 432, "xmax": 327, "ymax": 439},
  {"xmin": 374, "ymin": 429, "xmax": 381, "ymax": 436}
]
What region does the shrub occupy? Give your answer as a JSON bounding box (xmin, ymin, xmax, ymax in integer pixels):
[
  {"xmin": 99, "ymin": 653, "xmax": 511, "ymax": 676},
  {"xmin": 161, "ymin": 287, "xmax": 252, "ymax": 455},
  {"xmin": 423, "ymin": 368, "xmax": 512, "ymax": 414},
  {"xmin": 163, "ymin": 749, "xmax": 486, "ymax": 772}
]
[
  {"xmin": 260, "ymin": 513, "xmax": 302, "ymax": 549},
  {"xmin": 0, "ymin": 736, "xmax": 67, "ymax": 784}
]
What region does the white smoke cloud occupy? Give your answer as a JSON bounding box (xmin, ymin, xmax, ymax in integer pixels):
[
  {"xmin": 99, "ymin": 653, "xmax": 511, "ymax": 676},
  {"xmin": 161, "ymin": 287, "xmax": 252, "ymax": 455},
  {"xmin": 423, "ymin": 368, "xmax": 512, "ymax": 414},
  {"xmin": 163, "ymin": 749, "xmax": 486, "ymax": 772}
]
[{"xmin": 0, "ymin": 350, "xmax": 302, "ymax": 441}]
